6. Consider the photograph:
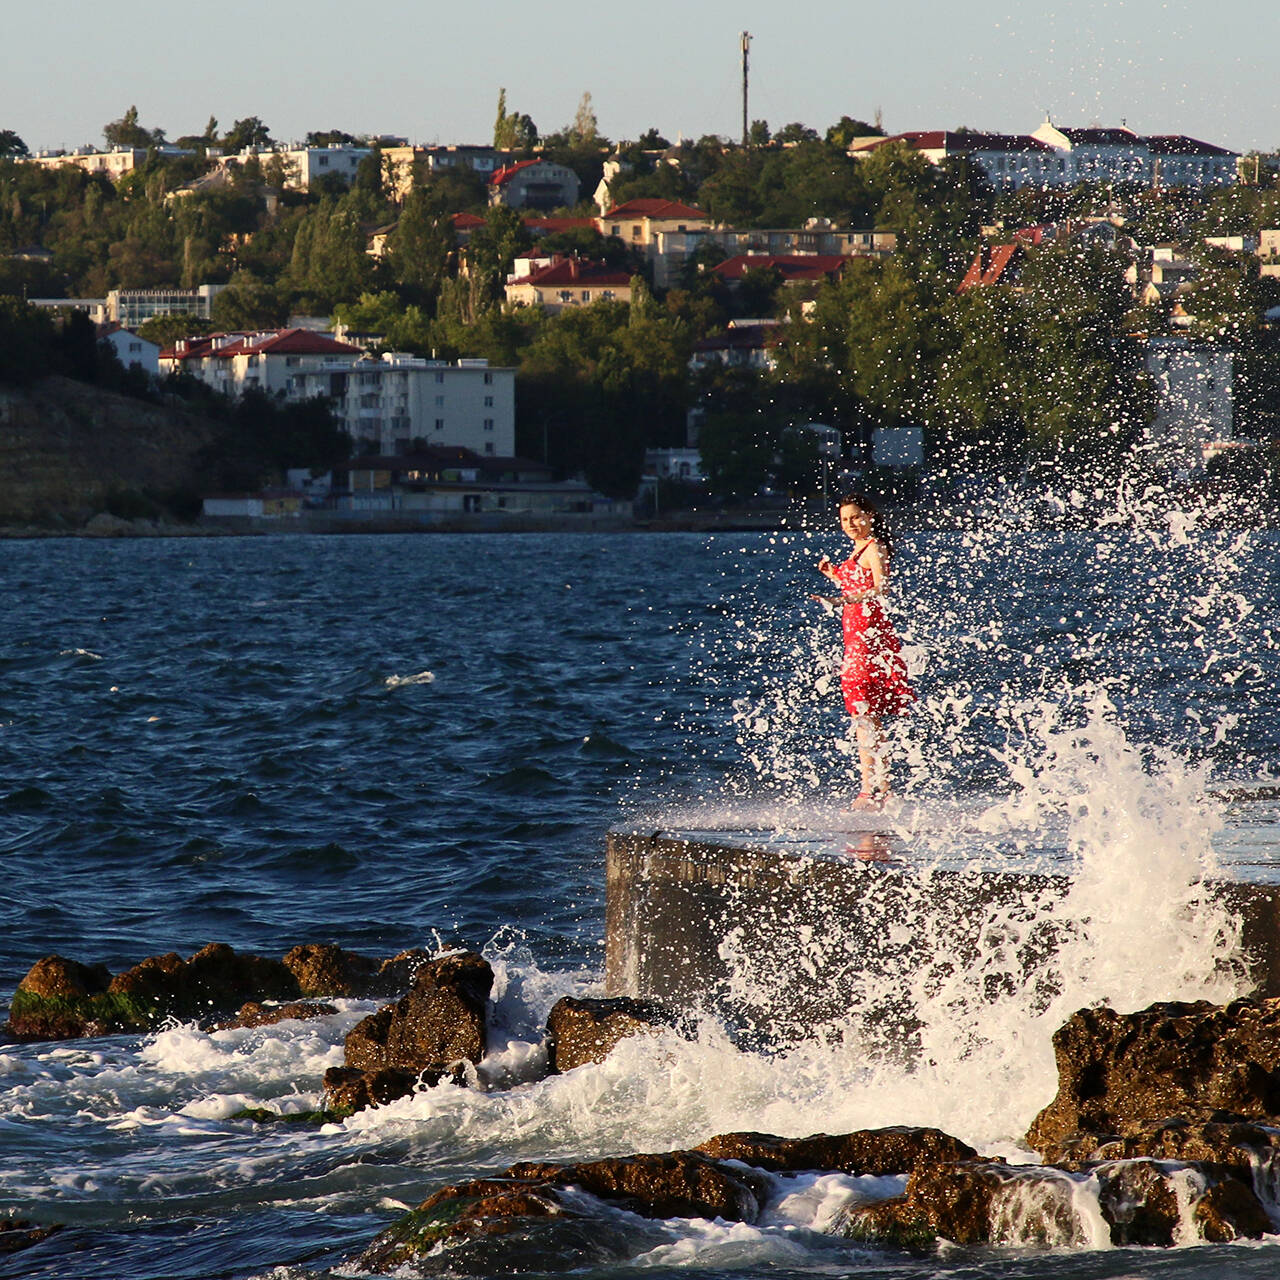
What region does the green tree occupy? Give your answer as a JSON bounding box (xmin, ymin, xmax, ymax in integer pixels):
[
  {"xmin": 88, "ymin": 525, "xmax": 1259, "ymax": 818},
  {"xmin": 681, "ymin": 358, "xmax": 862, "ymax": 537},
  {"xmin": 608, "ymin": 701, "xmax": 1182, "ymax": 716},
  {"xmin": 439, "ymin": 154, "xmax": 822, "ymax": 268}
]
[
  {"xmin": 493, "ymin": 88, "xmax": 537, "ymax": 150},
  {"xmin": 210, "ymin": 271, "xmax": 288, "ymax": 329},
  {"xmin": 104, "ymin": 106, "xmax": 165, "ymax": 149},
  {"xmin": 825, "ymin": 116, "xmax": 884, "ymax": 149},
  {"xmin": 223, "ymin": 117, "xmax": 272, "ymax": 152},
  {"xmin": 775, "ymin": 122, "xmax": 819, "ymax": 144},
  {"xmin": 571, "ymin": 92, "xmax": 599, "ymax": 147},
  {"xmin": 333, "ymin": 290, "xmax": 433, "ymax": 352},
  {"xmin": 383, "ymin": 186, "xmax": 457, "ymax": 306},
  {"xmin": 463, "ymin": 204, "xmax": 532, "ymax": 310},
  {"xmin": 137, "ymin": 314, "xmax": 213, "ymax": 347},
  {"xmin": 0, "ymin": 130, "xmax": 28, "ymax": 157}
]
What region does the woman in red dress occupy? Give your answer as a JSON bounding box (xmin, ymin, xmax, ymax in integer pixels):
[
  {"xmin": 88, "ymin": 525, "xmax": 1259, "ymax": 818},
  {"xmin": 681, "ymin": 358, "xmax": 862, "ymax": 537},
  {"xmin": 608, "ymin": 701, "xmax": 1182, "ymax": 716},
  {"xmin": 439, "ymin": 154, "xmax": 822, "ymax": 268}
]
[{"xmin": 815, "ymin": 494, "xmax": 913, "ymax": 809}]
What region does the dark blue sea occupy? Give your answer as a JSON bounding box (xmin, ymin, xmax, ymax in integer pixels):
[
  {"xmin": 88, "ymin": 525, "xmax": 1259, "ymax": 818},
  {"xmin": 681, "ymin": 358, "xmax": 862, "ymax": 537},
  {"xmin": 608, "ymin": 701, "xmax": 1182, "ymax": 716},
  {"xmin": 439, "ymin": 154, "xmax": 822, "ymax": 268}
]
[{"xmin": 4, "ymin": 517, "xmax": 1280, "ymax": 1279}]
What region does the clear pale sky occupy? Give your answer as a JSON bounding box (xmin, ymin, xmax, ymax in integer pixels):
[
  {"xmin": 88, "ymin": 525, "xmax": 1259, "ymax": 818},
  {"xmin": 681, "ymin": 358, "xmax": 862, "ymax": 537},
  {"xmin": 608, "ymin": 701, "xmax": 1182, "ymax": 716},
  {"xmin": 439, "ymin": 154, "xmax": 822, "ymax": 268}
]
[{"xmin": 5, "ymin": 0, "xmax": 1276, "ymax": 156}]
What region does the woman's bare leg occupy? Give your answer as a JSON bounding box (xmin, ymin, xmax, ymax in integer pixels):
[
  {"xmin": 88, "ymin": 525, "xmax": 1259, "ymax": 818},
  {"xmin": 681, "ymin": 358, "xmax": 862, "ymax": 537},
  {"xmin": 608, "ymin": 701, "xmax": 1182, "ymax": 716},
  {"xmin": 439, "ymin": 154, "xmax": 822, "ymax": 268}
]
[{"xmin": 851, "ymin": 714, "xmax": 885, "ymax": 807}]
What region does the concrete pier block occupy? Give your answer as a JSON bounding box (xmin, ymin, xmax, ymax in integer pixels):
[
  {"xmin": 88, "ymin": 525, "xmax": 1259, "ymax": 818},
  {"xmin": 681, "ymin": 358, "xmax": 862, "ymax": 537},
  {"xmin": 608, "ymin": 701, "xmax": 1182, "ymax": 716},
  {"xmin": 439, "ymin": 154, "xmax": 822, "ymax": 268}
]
[{"xmin": 605, "ymin": 830, "xmax": 1280, "ymax": 1046}]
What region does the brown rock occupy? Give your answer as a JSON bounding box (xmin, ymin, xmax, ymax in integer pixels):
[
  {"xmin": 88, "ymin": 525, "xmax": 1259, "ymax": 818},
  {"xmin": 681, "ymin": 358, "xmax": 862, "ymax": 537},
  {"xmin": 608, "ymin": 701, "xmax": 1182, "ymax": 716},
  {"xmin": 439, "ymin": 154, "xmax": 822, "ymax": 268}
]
[
  {"xmin": 282, "ymin": 944, "xmax": 382, "ymax": 997},
  {"xmin": 212, "ymin": 1000, "xmax": 338, "ymax": 1031},
  {"xmin": 108, "ymin": 943, "xmax": 301, "ymax": 1018},
  {"xmin": 342, "ymin": 951, "xmax": 492, "ymax": 1078},
  {"xmin": 0, "ymin": 1218, "xmax": 64, "ymax": 1257},
  {"xmin": 355, "ymin": 1179, "xmax": 572, "ymax": 1272},
  {"xmin": 374, "ymin": 948, "xmax": 433, "ymax": 992},
  {"xmin": 844, "ymin": 1155, "xmax": 1272, "ymax": 1250},
  {"xmin": 545, "ymin": 996, "xmax": 685, "ymax": 1072},
  {"xmin": 1192, "ymin": 1174, "xmax": 1274, "ymax": 1242},
  {"xmin": 322, "ymin": 1065, "xmax": 426, "ymax": 1113},
  {"xmin": 1041, "ymin": 1117, "xmax": 1280, "ymax": 1173},
  {"xmin": 1094, "ymin": 1158, "xmax": 1270, "ymax": 1245},
  {"xmin": 896, "ymin": 1159, "xmax": 1012, "ymax": 1245},
  {"xmin": 1027, "ymin": 997, "xmax": 1280, "ymax": 1156},
  {"xmin": 694, "ymin": 1126, "xmax": 976, "ymax": 1176},
  {"xmin": 506, "ymin": 1151, "xmax": 760, "ymax": 1223},
  {"xmin": 14, "ymin": 955, "xmax": 111, "ymax": 1000}
]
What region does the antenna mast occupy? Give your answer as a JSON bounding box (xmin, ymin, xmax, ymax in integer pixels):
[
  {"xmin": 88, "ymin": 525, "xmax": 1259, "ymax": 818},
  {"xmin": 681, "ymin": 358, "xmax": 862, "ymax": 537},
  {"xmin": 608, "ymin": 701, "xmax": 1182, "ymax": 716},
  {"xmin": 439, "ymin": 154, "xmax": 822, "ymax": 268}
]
[{"xmin": 741, "ymin": 31, "xmax": 751, "ymax": 147}]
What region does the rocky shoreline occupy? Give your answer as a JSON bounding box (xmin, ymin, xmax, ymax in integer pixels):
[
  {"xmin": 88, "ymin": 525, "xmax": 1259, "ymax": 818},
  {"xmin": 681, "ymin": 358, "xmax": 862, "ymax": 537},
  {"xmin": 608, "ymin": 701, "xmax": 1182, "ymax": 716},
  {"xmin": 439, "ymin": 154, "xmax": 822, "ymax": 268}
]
[{"xmin": 8, "ymin": 945, "xmax": 1280, "ymax": 1269}]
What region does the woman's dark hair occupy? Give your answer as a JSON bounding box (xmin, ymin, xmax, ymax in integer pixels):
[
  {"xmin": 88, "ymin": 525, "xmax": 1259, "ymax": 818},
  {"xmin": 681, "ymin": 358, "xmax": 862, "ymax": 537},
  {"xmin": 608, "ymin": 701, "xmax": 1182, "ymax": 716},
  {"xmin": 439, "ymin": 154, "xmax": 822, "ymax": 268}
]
[{"xmin": 836, "ymin": 491, "xmax": 893, "ymax": 561}]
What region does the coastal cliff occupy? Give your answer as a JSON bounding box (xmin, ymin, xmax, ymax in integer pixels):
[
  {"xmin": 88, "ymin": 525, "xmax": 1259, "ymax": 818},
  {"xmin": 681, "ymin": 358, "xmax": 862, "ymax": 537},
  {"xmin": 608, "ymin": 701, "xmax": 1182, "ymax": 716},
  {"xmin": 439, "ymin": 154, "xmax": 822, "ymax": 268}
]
[{"xmin": 0, "ymin": 376, "xmax": 217, "ymax": 527}]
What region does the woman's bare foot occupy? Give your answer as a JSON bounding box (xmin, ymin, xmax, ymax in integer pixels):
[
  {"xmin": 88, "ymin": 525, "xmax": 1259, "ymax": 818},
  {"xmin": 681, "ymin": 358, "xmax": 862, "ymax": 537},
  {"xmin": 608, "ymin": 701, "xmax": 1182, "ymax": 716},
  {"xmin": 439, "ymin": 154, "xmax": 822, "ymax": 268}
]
[{"xmin": 850, "ymin": 791, "xmax": 883, "ymax": 812}]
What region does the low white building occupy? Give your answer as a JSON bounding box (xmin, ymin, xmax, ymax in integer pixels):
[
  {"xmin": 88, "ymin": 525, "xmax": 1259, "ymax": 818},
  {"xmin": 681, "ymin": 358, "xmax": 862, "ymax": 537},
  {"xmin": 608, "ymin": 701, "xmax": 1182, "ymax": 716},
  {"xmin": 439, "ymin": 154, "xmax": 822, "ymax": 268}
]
[
  {"xmin": 276, "ymin": 144, "xmax": 372, "ymax": 190},
  {"xmin": 100, "ymin": 326, "xmax": 160, "ymax": 377},
  {"xmin": 107, "ymin": 284, "xmax": 225, "ymax": 327}
]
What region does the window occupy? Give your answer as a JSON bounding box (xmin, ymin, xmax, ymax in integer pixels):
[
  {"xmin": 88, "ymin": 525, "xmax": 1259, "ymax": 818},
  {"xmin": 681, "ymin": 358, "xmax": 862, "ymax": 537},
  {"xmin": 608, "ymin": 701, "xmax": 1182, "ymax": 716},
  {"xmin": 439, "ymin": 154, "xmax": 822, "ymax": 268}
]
[
  {"xmin": 484, "ymin": 395, "xmax": 493, "ymax": 407},
  {"xmin": 285, "ymin": 356, "xmax": 301, "ymax": 367},
  {"xmin": 484, "ymin": 442, "xmax": 495, "ymax": 454},
  {"xmin": 558, "ymin": 290, "xmax": 572, "ymax": 302},
  {"xmin": 318, "ymin": 155, "xmax": 329, "ymax": 167},
  {"xmin": 582, "ymin": 291, "xmax": 591, "ymax": 301},
  {"xmin": 435, "ymin": 395, "xmax": 445, "ymax": 406},
  {"xmin": 434, "ymin": 418, "xmax": 444, "ymax": 430},
  {"xmin": 601, "ymin": 290, "xmax": 614, "ymax": 301},
  {"xmin": 632, "ymin": 225, "xmax": 641, "ymax": 239},
  {"xmin": 483, "ymin": 371, "xmax": 493, "ymax": 384},
  {"xmin": 435, "ymin": 371, "xmax": 445, "ymax": 384},
  {"xmin": 483, "ymin": 418, "xmax": 494, "ymax": 431}
]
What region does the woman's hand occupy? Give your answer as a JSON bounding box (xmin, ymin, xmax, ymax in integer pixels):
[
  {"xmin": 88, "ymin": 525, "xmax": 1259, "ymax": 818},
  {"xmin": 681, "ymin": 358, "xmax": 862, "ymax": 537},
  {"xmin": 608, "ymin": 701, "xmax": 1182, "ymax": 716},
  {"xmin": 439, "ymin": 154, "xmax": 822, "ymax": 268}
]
[{"xmin": 817, "ymin": 555, "xmax": 838, "ymax": 581}]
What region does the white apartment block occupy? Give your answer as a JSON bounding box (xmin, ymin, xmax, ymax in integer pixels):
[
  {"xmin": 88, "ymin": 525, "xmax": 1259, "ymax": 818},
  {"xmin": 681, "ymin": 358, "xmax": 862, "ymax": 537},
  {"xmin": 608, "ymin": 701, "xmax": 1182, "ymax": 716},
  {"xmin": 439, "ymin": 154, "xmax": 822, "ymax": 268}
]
[
  {"xmin": 160, "ymin": 329, "xmax": 515, "ymax": 457},
  {"xmin": 275, "ymin": 144, "xmax": 372, "ymax": 190},
  {"xmin": 289, "ymin": 354, "xmax": 516, "ymax": 456},
  {"xmin": 858, "ymin": 122, "xmax": 1239, "ymax": 192}
]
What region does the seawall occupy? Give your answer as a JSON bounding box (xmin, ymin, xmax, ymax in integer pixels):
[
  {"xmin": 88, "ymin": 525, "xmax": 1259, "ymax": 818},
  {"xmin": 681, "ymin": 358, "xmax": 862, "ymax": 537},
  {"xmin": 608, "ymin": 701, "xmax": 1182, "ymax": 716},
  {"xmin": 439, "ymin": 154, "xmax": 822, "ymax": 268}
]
[{"xmin": 604, "ymin": 830, "xmax": 1280, "ymax": 1044}]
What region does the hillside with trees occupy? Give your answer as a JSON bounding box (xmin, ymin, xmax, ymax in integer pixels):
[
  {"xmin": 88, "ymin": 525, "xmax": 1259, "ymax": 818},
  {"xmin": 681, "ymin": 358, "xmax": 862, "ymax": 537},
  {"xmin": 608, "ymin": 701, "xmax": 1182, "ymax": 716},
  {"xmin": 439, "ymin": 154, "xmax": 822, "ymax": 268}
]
[{"xmin": 2, "ymin": 101, "xmax": 1280, "ymax": 515}]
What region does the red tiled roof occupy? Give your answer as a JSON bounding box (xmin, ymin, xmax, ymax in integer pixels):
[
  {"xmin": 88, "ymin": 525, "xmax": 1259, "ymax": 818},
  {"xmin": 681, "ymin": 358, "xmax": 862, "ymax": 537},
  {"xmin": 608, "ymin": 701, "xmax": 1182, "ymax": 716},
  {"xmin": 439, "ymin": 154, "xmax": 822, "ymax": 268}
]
[
  {"xmin": 524, "ymin": 215, "xmax": 597, "ymax": 234},
  {"xmin": 711, "ymin": 254, "xmax": 851, "ymax": 282},
  {"xmin": 958, "ymin": 243, "xmax": 1024, "ymax": 290},
  {"xmin": 451, "ymin": 212, "xmax": 486, "ymax": 228},
  {"xmin": 491, "ymin": 158, "xmax": 548, "ymax": 186},
  {"xmin": 601, "ymin": 198, "xmax": 709, "ymax": 221},
  {"xmin": 160, "ymin": 328, "xmax": 361, "ymax": 360},
  {"xmin": 516, "ymin": 257, "xmax": 633, "ymax": 287}
]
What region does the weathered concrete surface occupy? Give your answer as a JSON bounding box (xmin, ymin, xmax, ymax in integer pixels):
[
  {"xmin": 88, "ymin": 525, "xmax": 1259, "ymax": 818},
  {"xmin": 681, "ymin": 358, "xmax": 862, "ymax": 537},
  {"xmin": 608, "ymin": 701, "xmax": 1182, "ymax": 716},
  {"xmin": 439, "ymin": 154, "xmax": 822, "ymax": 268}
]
[{"xmin": 604, "ymin": 831, "xmax": 1280, "ymax": 1043}]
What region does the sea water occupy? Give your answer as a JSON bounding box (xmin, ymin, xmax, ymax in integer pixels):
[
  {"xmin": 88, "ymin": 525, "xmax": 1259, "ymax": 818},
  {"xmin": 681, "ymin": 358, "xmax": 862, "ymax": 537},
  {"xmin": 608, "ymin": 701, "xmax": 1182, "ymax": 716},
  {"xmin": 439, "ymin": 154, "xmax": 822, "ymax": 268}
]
[{"xmin": 1, "ymin": 510, "xmax": 1279, "ymax": 1279}]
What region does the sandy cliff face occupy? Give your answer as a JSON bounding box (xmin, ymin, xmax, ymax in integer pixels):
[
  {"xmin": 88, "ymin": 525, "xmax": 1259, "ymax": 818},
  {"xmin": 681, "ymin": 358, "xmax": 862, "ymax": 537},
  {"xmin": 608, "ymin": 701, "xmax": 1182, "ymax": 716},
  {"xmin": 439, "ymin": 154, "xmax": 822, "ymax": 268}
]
[{"xmin": 0, "ymin": 377, "xmax": 218, "ymax": 526}]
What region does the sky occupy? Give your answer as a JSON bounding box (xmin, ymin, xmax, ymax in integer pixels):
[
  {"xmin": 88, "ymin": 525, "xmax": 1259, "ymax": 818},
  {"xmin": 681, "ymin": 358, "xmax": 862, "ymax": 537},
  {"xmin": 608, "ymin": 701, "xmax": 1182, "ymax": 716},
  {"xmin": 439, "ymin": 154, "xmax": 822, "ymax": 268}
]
[{"xmin": 4, "ymin": 0, "xmax": 1277, "ymax": 157}]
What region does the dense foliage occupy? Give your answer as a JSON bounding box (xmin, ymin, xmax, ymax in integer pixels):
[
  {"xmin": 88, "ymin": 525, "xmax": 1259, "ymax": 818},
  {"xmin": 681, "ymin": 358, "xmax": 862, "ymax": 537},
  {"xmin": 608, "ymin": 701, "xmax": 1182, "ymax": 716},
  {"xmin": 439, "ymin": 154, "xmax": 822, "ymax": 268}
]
[{"xmin": 3, "ymin": 104, "xmax": 1280, "ymax": 502}]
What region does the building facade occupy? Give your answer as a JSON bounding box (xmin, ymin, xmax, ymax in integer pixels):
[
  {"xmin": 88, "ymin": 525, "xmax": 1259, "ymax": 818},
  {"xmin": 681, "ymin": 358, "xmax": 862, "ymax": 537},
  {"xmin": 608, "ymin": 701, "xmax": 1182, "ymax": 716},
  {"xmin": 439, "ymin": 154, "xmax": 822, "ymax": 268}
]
[
  {"xmin": 489, "ymin": 159, "xmax": 580, "ymax": 210},
  {"xmin": 161, "ymin": 329, "xmax": 515, "ymax": 457},
  {"xmin": 858, "ymin": 122, "xmax": 1239, "ymax": 191},
  {"xmin": 504, "ymin": 258, "xmax": 633, "ymax": 313}
]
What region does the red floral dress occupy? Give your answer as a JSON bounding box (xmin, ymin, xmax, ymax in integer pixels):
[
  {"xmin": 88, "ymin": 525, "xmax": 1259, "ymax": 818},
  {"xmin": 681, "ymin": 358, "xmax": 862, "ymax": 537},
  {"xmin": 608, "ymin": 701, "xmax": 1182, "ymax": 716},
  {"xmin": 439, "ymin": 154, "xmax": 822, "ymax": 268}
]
[{"xmin": 832, "ymin": 541, "xmax": 914, "ymax": 720}]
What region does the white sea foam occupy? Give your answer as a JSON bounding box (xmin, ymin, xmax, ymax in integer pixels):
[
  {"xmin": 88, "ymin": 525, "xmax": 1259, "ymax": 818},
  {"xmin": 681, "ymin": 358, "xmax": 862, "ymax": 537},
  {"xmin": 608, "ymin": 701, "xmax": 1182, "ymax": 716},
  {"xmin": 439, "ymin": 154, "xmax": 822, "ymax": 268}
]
[{"xmin": 384, "ymin": 670, "xmax": 435, "ymax": 688}]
